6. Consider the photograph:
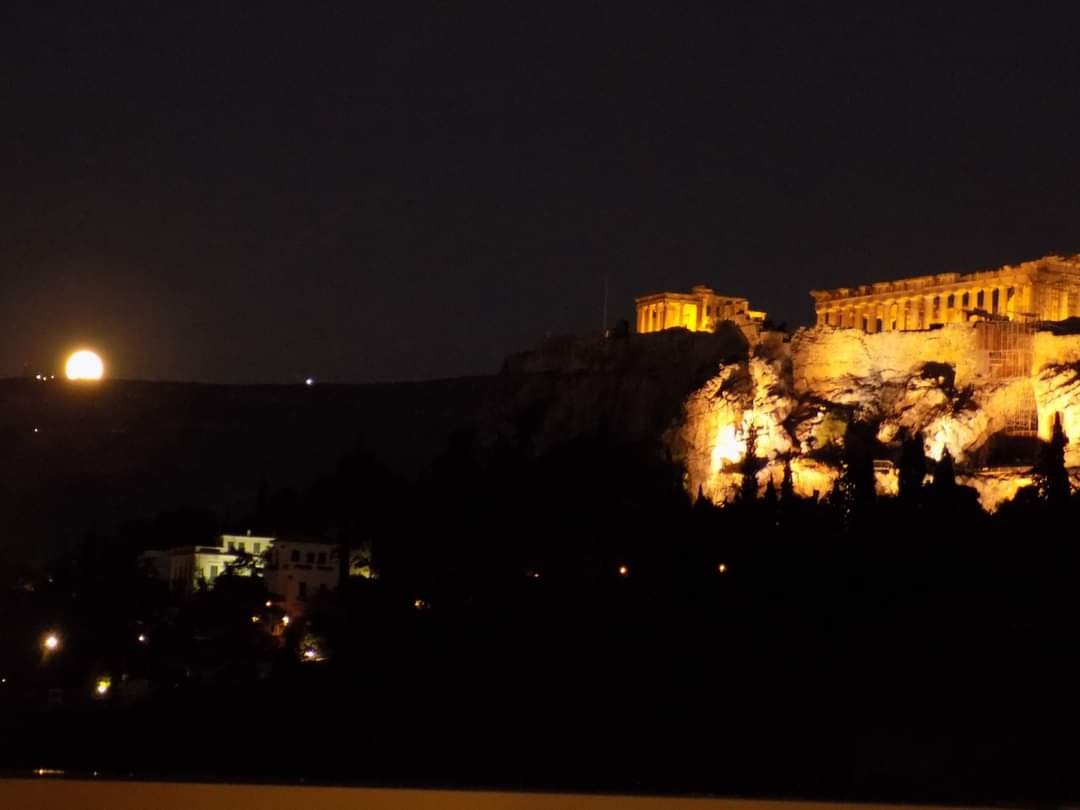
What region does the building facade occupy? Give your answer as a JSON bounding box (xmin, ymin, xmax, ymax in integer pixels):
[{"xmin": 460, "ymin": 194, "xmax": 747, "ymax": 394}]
[
  {"xmin": 635, "ymin": 286, "xmax": 766, "ymax": 337},
  {"xmin": 140, "ymin": 533, "xmax": 276, "ymax": 592},
  {"xmin": 810, "ymin": 255, "xmax": 1080, "ymax": 333},
  {"xmin": 263, "ymin": 538, "xmax": 341, "ymax": 616}
]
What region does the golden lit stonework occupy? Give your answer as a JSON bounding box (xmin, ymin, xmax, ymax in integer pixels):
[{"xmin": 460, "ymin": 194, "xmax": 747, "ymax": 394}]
[
  {"xmin": 646, "ymin": 254, "xmax": 1080, "ymax": 513},
  {"xmin": 810, "ymin": 254, "xmax": 1080, "ymax": 332},
  {"xmin": 635, "ymin": 285, "xmax": 766, "ymax": 341}
]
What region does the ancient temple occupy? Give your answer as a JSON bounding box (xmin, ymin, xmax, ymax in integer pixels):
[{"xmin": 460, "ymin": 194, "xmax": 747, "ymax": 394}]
[
  {"xmin": 810, "ymin": 255, "xmax": 1080, "ymax": 332},
  {"xmin": 635, "ymin": 285, "xmax": 766, "ymax": 336}
]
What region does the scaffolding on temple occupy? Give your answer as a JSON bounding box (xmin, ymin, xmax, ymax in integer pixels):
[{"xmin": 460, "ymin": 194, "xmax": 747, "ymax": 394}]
[{"xmin": 975, "ymin": 316, "xmax": 1039, "ymax": 466}]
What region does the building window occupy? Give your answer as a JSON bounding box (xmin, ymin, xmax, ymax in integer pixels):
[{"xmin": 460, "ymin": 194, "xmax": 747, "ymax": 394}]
[
  {"xmin": 291, "ymin": 549, "xmax": 300, "ymax": 563},
  {"xmin": 306, "ymin": 552, "xmax": 315, "ymax": 564},
  {"xmin": 228, "ymin": 542, "xmax": 236, "ymax": 552},
  {"xmin": 209, "ymin": 564, "xmax": 218, "ymax": 579},
  {"xmin": 947, "ymin": 294, "xmax": 955, "ymax": 309},
  {"xmin": 298, "ymin": 582, "xmax": 307, "ymax": 598},
  {"xmin": 254, "ymin": 543, "xmax": 261, "ymax": 554},
  {"xmin": 962, "ymin": 292, "xmax": 970, "ymax": 308},
  {"xmin": 991, "ymin": 289, "xmax": 1000, "ymax": 313},
  {"xmin": 238, "ymin": 543, "xmax": 245, "ymax": 553},
  {"xmin": 317, "ymin": 552, "xmax": 327, "ymax": 565},
  {"xmin": 977, "ymin": 290, "xmax": 984, "ymax": 309}
]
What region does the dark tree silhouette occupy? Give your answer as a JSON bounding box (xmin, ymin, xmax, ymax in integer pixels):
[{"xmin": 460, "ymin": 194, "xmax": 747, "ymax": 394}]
[
  {"xmin": 762, "ymin": 477, "xmax": 778, "ymax": 510},
  {"xmin": 738, "ymin": 424, "xmax": 763, "ymax": 503},
  {"xmin": 831, "ymin": 419, "xmax": 877, "ymax": 520},
  {"xmin": 1034, "ymin": 412, "xmax": 1070, "ymax": 505},
  {"xmin": 898, "ymin": 430, "xmax": 928, "ymax": 501},
  {"xmin": 780, "ymin": 458, "xmax": 796, "ymax": 503},
  {"xmin": 931, "ymin": 447, "xmax": 957, "ymax": 493}
]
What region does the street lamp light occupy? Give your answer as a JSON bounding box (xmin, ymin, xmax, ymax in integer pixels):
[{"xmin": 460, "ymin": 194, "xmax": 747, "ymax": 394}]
[{"xmin": 42, "ymin": 632, "xmax": 60, "ymax": 654}]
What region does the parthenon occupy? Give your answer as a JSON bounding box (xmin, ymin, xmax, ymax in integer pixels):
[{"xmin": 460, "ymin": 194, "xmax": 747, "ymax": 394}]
[{"xmin": 810, "ymin": 255, "xmax": 1080, "ymax": 332}]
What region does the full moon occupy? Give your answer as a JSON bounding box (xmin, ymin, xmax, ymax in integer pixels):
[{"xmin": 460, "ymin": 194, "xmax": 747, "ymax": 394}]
[{"xmin": 65, "ymin": 350, "xmax": 105, "ymax": 381}]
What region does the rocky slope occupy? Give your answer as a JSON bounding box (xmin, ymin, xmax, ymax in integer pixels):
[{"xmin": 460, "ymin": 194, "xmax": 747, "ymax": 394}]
[{"xmin": 672, "ymin": 323, "xmax": 1080, "ymax": 511}]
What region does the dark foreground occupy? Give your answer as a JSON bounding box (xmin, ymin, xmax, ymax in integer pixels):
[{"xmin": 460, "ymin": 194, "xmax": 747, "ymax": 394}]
[{"xmin": 0, "ymin": 779, "xmax": 978, "ymax": 810}]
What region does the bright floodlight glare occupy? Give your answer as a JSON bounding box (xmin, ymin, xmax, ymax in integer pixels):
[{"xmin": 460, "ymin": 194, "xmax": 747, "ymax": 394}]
[{"xmin": 65, "ymin": 350, "xmax": 104, "ymax": 381}]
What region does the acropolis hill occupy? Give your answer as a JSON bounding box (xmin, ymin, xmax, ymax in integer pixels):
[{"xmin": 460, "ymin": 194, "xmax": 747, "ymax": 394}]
[
  {"xmin": 640, "ymin": 253, "xmax": 1080, "ymax": 511},
  {"xmin": 10, "ymin": 253, "xmax": 1080, "ymax": 561}
]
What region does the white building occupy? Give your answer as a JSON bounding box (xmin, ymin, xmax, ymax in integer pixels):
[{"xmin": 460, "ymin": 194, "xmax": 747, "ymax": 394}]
[
  {"xmin": 264, "ymin": 538, "xmax": 341, "ymax": 616},
  {"xmin": 140, "ymin": 532, "xmax": 275, "ymax": 591},
  {"xmin": 141, "ymin": 533, "xmax": 354, "ymax": 616}
]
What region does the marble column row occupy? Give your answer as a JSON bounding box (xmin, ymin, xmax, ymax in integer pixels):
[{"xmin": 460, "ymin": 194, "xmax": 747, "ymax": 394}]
[{"xmin": 818, "ymin": 283, "xmax": 1032, "ymax": 333}]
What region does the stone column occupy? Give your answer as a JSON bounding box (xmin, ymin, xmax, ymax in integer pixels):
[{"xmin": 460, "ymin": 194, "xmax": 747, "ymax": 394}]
[{"xmin": 1021, "ymin": 283, "xmax": 1033, "ymax": 317}]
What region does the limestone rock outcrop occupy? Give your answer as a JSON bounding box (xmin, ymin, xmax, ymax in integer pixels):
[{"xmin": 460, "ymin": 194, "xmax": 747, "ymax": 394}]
[{"xmin": 672, "ymin": 323, "xmax": 1080, "ymax": 511}]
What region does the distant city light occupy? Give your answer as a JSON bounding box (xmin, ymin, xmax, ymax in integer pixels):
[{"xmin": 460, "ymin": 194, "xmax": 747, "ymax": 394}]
[
  {"xmin": 305, "ymin": 378, "xmax": 314, "ymax": 386},
  {"xmin": 65, "ymin": 349, "xmax": 104, "ymax": 381},
  {"xmin": 617, "ymin": 565, "xmax": 629, "ymax": 577},
  {"xmin": 265, "ymin": 600, "xmax": 272, "ymax": 608},
  {"xmin": 251, "ymin": 615, "xmax": 261, "ymax": 623},
  {"xmin": 33, "ymin": 428, "xmax": 38, "ymax": 433},
  {"xmin": 281, "ymin": 615, "xmax": 290, "ymax": 626},
  {"xmin": 413, "ymin": 598, "xmax": 430, "ymax": 611},
  {"xmin": 94, "ymin": 677, "xmax": 111, "ymax": 697},
  {"xmin": 137, "ymin": 633, "xmax": 148, "ymax": 644},
  {"xmin": 717, "ymin": 562, "xmax": 728, "ymax": 574},
  {"xmin": 42, "ymin": 633, "xmax": 60, "ymax": 654}
]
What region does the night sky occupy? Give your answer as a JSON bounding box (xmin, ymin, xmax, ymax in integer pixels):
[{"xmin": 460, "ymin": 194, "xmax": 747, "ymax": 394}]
[{"xmin": 5, "ymin": 3, "xmax": 1080, "ymax": 382}]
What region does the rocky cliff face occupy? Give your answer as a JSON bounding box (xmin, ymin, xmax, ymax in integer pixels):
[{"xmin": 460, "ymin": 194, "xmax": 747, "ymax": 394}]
[{"xmin": 671, "ymin": 323, "xmax": 1080, "ymax": 511}]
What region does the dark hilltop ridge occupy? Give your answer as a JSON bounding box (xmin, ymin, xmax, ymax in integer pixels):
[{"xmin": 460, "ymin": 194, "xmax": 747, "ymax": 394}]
[{"xmin": 0, "ymin": 328, "xmax": 745, "ymax": 561}]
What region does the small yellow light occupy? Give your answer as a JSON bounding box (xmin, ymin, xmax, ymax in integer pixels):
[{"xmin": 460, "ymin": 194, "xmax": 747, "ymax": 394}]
[
  {"xmin": 617, "ymin": 565, "xmax": 629, "ymax": 577},
  {"xmin": 717, "ymin": 563, "xmax": 728, "ymax": 574},
  {"xmin": 94, "ymin": 677, "xmax": 111, "ymax": 696},
  {"xmin": 281, "ymin": 615, "xmax": 290, "ymax": 626},
  {"xmin": 137, "ymin": 633, "xmax": 148, "ymax": 644},
  {"xmin": 42, "ymin": 633, "xmax": 60, "ymax": 652},
  {"xmin": 265, "ymin": 600, "xmax": 272, "ymax": 608},
  {"xmin": 303, "ymin": 648, "xmax": 317, "ymax": 660},
  {"xmin": 251, "ymin": 615, "xmax": 261, "ymax": 623}
]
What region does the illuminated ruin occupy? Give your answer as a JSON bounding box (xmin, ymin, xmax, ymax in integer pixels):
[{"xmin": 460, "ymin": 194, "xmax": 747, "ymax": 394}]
[
  {"xmin": 810, "ymin": 254, "xmax": 1080, "ymax": 331},
  {"xmin": 635, "ymin": 286, "xmax": 766, "ymax": 342},
  {"xmin": 650, "ymin": 255, "xmax": 1080, "ymax": 511}
]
